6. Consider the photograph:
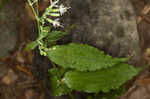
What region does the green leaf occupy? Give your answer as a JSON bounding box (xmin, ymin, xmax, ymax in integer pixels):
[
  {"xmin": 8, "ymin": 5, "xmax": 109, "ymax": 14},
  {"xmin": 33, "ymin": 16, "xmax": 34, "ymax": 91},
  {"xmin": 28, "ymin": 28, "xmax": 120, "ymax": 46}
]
[
  {"xmin": 45, "ymin": 31, "xmax": 68, "ymax": 44},
  {"xmin": 42, "ymin": 26, "xmax": 51, "ymax": 33},
  {"xmin": 25, "ymin": 41, "xmax": 38, "ymax": 51},
  {"xmin": 47, "ymin": 43, "xmax": 128, "ymax": 71},
  {"xmin": 38, "ymin": 32, "xmax": 49, "ymax": 40},
  {"xmin": 38, "ymin": 26, "xmax": 51, "ymax": 40},
  {"xmin": 63, "ymin": 63, "xmax": 139, "ymax": 93},
  {"xmin": 48, "ymin": 68, "xmax": 71, "ymax": 96}
]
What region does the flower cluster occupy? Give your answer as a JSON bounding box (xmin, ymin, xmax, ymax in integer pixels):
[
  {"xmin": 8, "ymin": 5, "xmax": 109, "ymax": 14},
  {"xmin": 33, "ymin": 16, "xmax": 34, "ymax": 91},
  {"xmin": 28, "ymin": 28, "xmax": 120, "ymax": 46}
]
[{"xmin": 42, "ymin": 0, "xmax": 70, "ymax": 27}]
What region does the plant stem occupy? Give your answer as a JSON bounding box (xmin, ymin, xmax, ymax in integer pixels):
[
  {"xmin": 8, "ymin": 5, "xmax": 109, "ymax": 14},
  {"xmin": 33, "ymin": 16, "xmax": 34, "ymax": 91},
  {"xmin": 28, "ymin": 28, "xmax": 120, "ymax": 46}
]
[
  {"xmin": 27, "ymin": 0, "xmax": 39, "ymax": 20},
  {"xmin": 27, "ymin": 0, "xmax": 41, "ymax": 35}
]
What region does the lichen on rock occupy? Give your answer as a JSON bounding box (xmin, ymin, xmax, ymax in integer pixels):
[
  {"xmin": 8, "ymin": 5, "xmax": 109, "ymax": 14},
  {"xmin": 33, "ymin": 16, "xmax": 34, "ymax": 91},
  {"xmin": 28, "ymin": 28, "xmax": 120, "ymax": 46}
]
[{"xmin": 62, "ymin": 0, "xmax": 141, "ymax": 65}]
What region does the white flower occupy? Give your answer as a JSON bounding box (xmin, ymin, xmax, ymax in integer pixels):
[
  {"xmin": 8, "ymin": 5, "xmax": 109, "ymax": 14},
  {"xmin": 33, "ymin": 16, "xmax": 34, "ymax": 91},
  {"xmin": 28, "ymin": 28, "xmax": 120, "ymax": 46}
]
[
  {"xmin": 52, "ymin": 19, "xmax": 63, "ymax": 27},
  {"xmin": 59, "ymin": 4, "xmax": 71, "ymax": 15},
  {"xmin": 51, "ymin": 0, "xmax": 59, "ymax": 8}
]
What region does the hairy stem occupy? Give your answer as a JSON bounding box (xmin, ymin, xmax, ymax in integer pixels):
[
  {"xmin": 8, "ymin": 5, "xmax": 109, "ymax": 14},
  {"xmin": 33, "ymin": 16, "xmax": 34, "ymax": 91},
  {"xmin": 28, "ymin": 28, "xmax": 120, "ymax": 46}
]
[
  {"xmin": 27, "ymin": 0, "xmax": 38, "ymax": 20},
  {"xmin": 27, "ymin": 0, "xmax": 41, "ymax": 35}
]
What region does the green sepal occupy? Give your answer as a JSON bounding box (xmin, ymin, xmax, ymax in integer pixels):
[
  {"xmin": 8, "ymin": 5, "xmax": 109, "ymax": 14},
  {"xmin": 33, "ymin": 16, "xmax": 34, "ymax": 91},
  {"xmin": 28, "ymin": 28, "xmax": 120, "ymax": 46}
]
[
  {"xmin": 47, "ymin": 43, "xmax": 128, "ymax": 71},
  {"xmin": 48, "ymin": 13, "xmax": 60, "ymax": 17},
  {"xmin": 63, "ymin": 63, "xmax": 139, "ymax": 93}
]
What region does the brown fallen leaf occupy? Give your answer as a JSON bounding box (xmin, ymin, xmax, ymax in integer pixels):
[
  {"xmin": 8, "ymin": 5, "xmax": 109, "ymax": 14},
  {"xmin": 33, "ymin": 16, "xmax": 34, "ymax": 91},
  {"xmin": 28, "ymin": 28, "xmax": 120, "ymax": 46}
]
[
  {"xmin": 136, "ymin": 78, "xmax": 150, "ymax": 87},
  {"xmin": 0, "ymin": 56, "xmax": 10, "ymax": 63},
  {"xmin": 16, "ymin": 65, "xmax": 33, "ymax": 77}
]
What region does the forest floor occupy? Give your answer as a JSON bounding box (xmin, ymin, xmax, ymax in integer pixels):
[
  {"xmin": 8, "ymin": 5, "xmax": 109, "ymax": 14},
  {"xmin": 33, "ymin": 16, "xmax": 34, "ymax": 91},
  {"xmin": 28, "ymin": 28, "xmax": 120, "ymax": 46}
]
[{"xmin": 0, "ymin": 0, "xmax": 150, "ymax": 99}]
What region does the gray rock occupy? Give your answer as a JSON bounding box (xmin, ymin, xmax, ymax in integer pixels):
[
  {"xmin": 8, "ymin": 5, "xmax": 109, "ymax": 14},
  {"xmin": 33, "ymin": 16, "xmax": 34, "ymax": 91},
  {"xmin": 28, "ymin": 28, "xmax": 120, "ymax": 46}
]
[
  {"xmin": 0, "ymin": 3, "xmax": 18, "ymax": 58},
  {"xmin": 62, "ymin": 0, "xmax": 140, "ymax": 65}
]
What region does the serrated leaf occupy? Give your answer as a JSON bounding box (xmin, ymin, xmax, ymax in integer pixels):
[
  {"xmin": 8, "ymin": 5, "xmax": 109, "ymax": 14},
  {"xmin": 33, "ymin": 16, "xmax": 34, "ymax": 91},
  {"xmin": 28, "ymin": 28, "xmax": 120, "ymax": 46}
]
[
  {"xmin": 47, "ymin": 43, "xmax": 128, "ymax": 71},
  {"xmin": 48, "ymin": 68, "xmax": 71, "ymax": 96},
  {"xmin": 63, "ymin": 63, "xmax": 139, "ymax": 93},
  {"xmin": 25, "ymin": 41, "xmax": 38, "ymax": 51},
  {"xmin": 45, "ymin": 31, "xmax": 68, "ymax": 44}
]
